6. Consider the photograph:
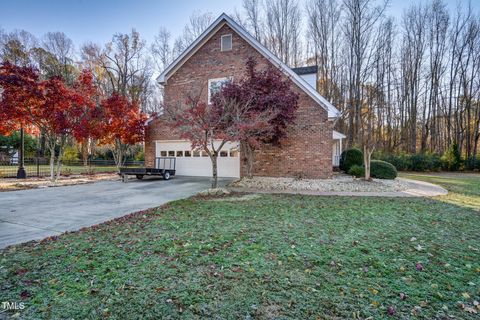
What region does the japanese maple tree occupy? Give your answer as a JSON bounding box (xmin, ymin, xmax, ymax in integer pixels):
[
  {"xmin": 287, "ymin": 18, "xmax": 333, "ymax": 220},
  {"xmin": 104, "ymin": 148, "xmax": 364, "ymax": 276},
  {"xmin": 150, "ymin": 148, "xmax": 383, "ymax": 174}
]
[
  {"xmin": 0, "ymin": 61, "xmax": 76, "ymax": 181},
  {"xmin": 167, "ymin": 91, "xmax": 233, "ymax": 188},
  {"xmin": 39, "ymin": 77, "xmax": 76, "ymax": 181},
  {"xmin": 211, "ymin": 58, "xmax": 299, "ymax": 177},
  {"xmin": 99, "ymin": 93, "xmax": 147, "ymax": 168}
]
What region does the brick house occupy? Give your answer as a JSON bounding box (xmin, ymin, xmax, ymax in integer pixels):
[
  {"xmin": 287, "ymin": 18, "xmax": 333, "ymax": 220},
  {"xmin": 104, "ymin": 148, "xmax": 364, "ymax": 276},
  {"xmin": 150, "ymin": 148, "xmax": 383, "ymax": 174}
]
[{"xmin": 145, "ymin": 13, "xmax": 345, "ymax": 179}]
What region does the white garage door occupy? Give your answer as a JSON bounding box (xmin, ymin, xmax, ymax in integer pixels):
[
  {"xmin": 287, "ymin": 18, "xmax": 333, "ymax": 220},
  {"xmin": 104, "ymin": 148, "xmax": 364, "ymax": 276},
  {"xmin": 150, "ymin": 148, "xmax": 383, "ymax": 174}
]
[{"xmin": 155, "ymin": 140, "xmax": 240, "ymax": 178}]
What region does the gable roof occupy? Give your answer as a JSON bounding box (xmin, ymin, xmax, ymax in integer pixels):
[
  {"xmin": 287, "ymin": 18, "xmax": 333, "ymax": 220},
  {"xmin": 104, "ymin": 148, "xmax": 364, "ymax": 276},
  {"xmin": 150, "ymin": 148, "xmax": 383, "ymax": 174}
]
[
  {"xmin": 157, "ymin": 13, "xmax": 340, "ymax": 119},
  {"xmin": 292, "ymin": 66, "xmax": 318, "ymax": 75}
]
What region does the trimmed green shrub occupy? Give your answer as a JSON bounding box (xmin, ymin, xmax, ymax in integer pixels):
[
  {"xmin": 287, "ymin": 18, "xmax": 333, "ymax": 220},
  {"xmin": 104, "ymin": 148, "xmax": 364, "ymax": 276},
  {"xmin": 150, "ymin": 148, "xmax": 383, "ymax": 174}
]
[
  {"xmin": 348, "ymin": 165, "xmax": 365, "ymax": 178},
  {"xmin": 340, "ymin": 148, "xmax": 363, "ymax": 172},
  {"xmin": 370, "ymin": 160, "xmax": 397, "ymax": 179}
]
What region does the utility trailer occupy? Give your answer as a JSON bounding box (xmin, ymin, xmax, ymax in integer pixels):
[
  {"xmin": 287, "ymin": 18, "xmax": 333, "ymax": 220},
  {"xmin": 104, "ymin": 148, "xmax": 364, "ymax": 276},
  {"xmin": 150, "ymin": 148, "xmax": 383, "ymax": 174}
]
[{"xmin": 119, "ymin": 157, "xmax": 176, "ymax": 182}]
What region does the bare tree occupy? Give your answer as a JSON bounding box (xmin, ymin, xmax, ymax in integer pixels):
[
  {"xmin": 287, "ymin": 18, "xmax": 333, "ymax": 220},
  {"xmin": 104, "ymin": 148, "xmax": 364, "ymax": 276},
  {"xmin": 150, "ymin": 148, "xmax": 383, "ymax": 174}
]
[
  {"xmin": 41, "ymin": 32, "xmax": 76, "ymax": 83},
  {"xmin": 242, "ymin": 0, "xmax": 264, "ymax": 41},
  {"xmin": 151, "ymin": 27, "xmax": 173, "ymax": 74},
  {"xmin": 264, "ymin": 0, "xmax": 302, "ymax": 66},
  {"xmin": 400, "ymin": 3, "xmax": 428, "ymax": 153},
  {"xmin": 342, "ymin": 0, "xmax": 388, "ymax": 147}
]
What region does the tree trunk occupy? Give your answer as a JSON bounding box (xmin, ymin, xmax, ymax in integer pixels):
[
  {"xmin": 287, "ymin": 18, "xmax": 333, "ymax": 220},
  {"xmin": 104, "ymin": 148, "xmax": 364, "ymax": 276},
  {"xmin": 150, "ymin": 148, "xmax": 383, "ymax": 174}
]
[
  {"xmin": 210, "ymin": 152, "xmax": 218, "ymax": 189},
  {"xmin": 81, "ymin": 142, "xmax": 89, "ymax": 166},
  {"xmin": 243, "ymin": 142, "xmax": 254, "ymax": 178},
  {"xmin": 55, "ymin": 136, "xmax": 66, "ymax": 182},
  {"xmin": 49, "ymin": 143, "xmax": 55, "ymax": 182},
  {"xmin": 113, "ymin": 139, "xmax": 124, "ymax": 170},
  {"xmin": 363, "ymin": 145, "xmax": 373, "ymax": 181}
]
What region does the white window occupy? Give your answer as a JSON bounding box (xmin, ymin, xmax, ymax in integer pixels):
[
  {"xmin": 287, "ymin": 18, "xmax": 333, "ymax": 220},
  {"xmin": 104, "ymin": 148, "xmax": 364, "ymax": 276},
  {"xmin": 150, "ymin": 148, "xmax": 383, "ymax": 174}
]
[
  {"xmin": 221, "ymin": 34, "xmax": 232, "ymax": 51},
  {"xmin": 208, "ymin": 77, "xmax": 230, "ymax": 104}
]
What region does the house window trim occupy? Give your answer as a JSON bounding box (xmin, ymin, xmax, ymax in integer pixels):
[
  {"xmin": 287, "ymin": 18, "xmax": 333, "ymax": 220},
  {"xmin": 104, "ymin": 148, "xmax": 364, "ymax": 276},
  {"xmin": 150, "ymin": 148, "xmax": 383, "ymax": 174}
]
[{"xmin": 221, "ymin": 34, "xmax": 232, "ymax": 52}]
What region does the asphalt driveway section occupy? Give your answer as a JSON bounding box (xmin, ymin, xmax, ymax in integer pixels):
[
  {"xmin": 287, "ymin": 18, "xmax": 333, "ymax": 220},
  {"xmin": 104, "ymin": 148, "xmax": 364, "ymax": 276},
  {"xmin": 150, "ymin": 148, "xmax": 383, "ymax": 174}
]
[{"xmin": 0, "ymin": 176, "xmax": 232, "ymax": 249}]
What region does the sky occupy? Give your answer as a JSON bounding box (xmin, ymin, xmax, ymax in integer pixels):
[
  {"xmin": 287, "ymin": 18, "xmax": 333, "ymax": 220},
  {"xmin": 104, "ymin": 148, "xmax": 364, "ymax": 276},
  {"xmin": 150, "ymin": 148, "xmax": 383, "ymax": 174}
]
[{"xmin": 0, "ymin": 0, "xmax": 478, "ymax": 50}]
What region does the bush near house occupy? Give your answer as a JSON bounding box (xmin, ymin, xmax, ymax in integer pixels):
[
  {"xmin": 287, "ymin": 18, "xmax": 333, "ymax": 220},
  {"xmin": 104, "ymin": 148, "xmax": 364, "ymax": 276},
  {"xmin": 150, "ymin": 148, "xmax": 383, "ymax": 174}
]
[
  {"xmin": 348, "ymin": 164, "xmax": 364, "ymax": 177},
  {"xmin": 370, "ymin": 160, "xmax": 397, "ymax": 179},
  {"xmin": 348, "ymin": 160, "xmax": 397, "ymax": 179},
  {"xmin": 339, "ymin": 148, "xmax": 363, "ymax": 172}
]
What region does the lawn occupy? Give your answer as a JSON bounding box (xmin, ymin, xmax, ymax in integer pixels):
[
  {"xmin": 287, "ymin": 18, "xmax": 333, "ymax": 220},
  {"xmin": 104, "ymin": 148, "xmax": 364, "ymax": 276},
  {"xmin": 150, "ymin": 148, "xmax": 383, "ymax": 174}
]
[
  {"xmin": 1, "ymin": 174, "xmax": 479, "ymax": 319},
  {"xmin": 400, "ymin": 172, "xmax": 480, "ymax": 210}
]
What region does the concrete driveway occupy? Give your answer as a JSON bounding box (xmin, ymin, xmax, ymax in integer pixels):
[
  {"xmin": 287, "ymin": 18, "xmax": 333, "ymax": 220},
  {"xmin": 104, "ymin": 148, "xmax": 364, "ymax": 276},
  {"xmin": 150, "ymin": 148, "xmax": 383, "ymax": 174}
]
[{"xmin": 0, "ymin": 176, "xmax": 231, "ymax": 249}]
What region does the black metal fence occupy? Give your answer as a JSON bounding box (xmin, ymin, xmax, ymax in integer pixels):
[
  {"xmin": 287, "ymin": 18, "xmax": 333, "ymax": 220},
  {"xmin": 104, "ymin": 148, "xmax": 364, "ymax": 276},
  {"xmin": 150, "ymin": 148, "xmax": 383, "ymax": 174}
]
[{"xmin": 0, "ymin": 158, "xmax": 144, "ymax": 178}]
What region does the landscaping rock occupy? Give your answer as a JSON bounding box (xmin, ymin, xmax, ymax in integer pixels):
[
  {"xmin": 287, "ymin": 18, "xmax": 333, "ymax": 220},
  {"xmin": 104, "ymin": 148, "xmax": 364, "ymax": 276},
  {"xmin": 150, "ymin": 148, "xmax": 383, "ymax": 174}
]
[{"xmin": 229, "ymin": 174, "xmax": 411, "ymax": 193}]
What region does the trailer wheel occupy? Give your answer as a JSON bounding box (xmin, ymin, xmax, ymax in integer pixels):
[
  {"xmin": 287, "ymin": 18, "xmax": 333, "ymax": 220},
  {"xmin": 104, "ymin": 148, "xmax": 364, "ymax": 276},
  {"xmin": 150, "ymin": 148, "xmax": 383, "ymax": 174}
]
[
  {"xmin": 163, "ymin": 171, "xmax": 171, "ymax": 180},
  {"xmin": 136, "ymin": 175, "xmax": 144, "ymax": 180}
]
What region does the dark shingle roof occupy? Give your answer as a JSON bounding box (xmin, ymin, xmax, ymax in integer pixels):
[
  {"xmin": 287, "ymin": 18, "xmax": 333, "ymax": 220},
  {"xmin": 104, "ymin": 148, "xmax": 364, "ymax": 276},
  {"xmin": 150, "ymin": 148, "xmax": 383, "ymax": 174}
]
[{"xmin": 291, "ymin": 65, "xmax": 318, "ymax": 75}]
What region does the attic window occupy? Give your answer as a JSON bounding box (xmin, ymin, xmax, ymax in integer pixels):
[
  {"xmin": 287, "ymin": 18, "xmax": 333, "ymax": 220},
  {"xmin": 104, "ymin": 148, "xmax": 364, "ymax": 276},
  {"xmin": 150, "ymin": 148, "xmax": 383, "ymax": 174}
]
[{"xmin": 221, "ymin": 34, "xmax": 232, "ymax": 51}]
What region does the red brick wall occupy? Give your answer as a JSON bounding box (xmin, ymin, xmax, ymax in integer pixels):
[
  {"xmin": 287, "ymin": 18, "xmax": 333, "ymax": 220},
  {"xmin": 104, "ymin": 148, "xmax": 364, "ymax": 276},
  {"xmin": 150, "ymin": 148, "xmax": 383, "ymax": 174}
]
[{"xmin": 147, "ymin": 23, "xmax": 333, "ymax": 178}]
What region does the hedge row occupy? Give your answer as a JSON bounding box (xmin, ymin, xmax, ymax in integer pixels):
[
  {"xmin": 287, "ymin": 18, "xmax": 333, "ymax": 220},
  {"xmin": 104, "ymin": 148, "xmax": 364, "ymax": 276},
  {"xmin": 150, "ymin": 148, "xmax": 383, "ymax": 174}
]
[{"xmin": 373, "ymin": 151, "xmax": 480, "ymax": 171}]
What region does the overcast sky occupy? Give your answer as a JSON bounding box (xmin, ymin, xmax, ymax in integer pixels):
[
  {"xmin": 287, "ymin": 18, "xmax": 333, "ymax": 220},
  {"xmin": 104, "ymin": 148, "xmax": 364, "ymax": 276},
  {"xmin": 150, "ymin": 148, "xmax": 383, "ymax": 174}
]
[{"xmin": 1, "ymin": 0, "xmax": 478, "ymax": 50}]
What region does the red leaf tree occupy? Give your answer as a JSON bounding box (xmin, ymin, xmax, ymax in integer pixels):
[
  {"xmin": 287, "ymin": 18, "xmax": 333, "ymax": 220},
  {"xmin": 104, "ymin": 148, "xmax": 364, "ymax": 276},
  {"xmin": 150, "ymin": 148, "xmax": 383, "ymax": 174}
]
[
  {"xmin": 1, "ymin": 61, "xmax": 79, "ymax": 181},
  {"xmin": 99, "ymin": 93, "xmax": 147, "ymax": 168},
  {"xmin": 167, "ymin": 91, "xmax": 233, "ymax": 188},
  {"xmin": 70, "ymin": 69, "xmax": 102, "ymax": 165},
  {"xmin": 0, "ymin": 62, "xmax": 40, "ymax": 135},
  {"xmin": 211, "ymin": 58, "xmax": 299, "ymax": 177}
]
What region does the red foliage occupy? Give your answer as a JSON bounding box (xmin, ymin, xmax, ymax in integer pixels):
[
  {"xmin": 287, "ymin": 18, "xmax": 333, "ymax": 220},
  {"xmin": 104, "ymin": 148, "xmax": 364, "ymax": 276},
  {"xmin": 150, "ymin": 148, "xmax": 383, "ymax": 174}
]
[
  {"xmin": 211, "ymin": 57, "xmax": 299, "ymax": 147},
  {"xmin": 40, "ymin": 77, "xmax": 76, "ymax": 136},
  {"xmin": 99, "ymin": 93, "xmax": 146, "ymax": 146},
  {"xmin": 0, "ymin": 61, "xmax": 42, "ymax": 135},
  {"xmin": 171, "ymin": 94, "xmax": 229, "ymax": 151},
  {"xmin": 0, "ymin": 61, "xmax": 76, "ymax": 137},
  {"xmin": 70, "ymin": 70, "xmax": 103, "ymax": 142}
]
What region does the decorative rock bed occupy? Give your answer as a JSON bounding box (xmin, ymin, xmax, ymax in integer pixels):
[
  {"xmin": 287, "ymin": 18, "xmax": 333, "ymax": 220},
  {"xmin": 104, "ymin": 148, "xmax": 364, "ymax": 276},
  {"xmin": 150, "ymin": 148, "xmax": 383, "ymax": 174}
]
[{"xmin": 229, "ymin": 175, "xmax": 413, "ymax": 193}]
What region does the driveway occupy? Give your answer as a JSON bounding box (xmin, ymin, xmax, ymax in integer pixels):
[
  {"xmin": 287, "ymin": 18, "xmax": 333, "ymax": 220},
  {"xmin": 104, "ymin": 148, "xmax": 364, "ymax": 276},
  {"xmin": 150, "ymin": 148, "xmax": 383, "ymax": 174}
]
[{"xmin": 0, "ymin": 176, "xmax": 231, "ymax": 249}]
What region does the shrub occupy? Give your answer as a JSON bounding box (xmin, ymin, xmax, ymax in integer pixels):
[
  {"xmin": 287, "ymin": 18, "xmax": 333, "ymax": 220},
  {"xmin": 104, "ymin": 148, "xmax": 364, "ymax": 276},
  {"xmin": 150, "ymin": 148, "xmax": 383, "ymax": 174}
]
[
  {"xmin": 373, "ymin": 152, "xmax": 443, "ymax": 172},
  {"xmin": 410, "ymin": 153, "xmax": 442, "ymax": 172},
  {"xmin": 348, "ymin": 165, "xmax": 365, "ymax": 178},
  {"xmin": 340, "ymin": 148, "xmax": 363, "ymax": 172},
  {"xmin": 373, "ymin": 152, "xmax": 410, "ymax": 171},
  {"xmin": 442, "ymin": 143, "xmax": 462, "ymax": 171},
  {"xmin": 370, "ymin": 160, "xmax": 397, "ymax": 179},
  {"xmin": 62, "ymin": 146, "xmax": 79, "ymax": 162},
  {"xmin": 465, "ymin": 155, "xmax": 480, "ymax": 171}
]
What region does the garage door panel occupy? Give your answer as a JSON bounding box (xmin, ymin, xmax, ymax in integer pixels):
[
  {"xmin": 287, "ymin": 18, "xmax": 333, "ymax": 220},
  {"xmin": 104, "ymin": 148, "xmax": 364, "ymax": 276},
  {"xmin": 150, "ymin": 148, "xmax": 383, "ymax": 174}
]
[{"xmin": 155, "ymin": 141, "xmax": 240, "ymax": 178}]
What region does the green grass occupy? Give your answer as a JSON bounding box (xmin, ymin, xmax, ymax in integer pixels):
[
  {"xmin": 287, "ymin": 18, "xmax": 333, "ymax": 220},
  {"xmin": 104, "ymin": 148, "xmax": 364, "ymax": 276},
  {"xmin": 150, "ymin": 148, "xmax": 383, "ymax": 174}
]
[
  {"xmin": 1, "ymin": 175, "xmax": 479, "ymax": 319},
  {"xmin": 400, "ymin": 172, "xmax": 480, "ymax": 210}
]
